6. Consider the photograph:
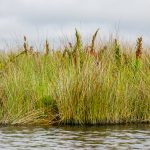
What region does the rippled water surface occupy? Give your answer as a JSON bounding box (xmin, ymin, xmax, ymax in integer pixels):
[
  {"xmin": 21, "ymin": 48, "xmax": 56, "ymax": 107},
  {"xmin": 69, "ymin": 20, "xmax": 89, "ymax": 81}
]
[{"xmin": 0, "ymin": 124, "xmax": 150, "ymax": 149}]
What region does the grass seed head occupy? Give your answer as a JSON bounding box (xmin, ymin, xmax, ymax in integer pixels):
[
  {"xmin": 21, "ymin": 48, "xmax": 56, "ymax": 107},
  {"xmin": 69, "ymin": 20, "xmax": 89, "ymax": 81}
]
[
  {"xmin": 45, "ymin": 39, "xmax": 50, "ymax": 56},
  {"xmin": 136, "ymin": 37, "xmax": 143, "ymax": 59},
  {"xmin": 114, "ymin": 39, "xmax": 121, "ymax": 66},
  {"xmin": 91, "ymin": 28, "xmax": 99, "ymax": 52},
  {"xmin": 75, "ymin": 29, "xmax": 82, "ymax": 52},
  {"xmin": 23, "ymin": 36, "xmax": 28, "ymax": 54}
]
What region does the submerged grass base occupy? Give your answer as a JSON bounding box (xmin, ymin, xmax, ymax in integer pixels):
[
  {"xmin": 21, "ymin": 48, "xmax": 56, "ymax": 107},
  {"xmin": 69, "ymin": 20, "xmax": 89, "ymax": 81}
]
[{"xmin": 0, "ymin": 32, "xmax": 150, "ymax": 125}]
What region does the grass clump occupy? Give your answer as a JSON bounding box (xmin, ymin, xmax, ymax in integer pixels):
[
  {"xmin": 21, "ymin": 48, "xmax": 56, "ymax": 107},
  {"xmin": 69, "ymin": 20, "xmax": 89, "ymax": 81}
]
[{"xmin": 0, "ymin": 31, "xmax": 149, "ymax": 125}]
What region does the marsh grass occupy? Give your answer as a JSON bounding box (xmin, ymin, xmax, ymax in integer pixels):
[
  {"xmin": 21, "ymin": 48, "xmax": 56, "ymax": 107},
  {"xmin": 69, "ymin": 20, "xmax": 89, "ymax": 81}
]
[{"xmin": 0, "ymin": 31, "xmax": 149, "ymax": 125}]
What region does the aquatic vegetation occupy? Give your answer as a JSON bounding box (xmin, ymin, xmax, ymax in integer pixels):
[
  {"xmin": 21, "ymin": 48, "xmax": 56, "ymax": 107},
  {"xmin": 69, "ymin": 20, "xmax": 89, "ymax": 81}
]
[{"xmin": 0, "ymin": 30, "xmax": 149, "ymax": 125}]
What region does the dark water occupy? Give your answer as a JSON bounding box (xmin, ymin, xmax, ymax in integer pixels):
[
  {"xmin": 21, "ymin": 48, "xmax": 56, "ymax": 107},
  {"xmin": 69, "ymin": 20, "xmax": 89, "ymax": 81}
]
[{"xmin": 0, "ymin": 124, "xmax": 150, "ymax": 150}]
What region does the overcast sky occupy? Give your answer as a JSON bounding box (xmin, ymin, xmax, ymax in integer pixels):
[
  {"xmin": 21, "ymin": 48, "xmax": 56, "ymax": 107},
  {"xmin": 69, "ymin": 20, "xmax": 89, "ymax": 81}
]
[{"xmin": 0, "ymin": 0, "xmax": 150, "ymax": 49}]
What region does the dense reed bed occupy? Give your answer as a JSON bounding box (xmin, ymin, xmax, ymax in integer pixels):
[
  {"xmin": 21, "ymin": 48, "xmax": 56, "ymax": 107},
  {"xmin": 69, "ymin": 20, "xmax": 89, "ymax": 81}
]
[{"xmin": 0, "ymin": 30, "xmax": 150, "ymax": 125}]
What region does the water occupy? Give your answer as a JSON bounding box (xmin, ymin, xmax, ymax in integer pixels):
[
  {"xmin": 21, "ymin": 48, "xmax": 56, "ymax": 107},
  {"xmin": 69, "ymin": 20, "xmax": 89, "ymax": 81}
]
[{"xmin": 0, "ymin": 124, "xmax": 150, "ymax": 150}]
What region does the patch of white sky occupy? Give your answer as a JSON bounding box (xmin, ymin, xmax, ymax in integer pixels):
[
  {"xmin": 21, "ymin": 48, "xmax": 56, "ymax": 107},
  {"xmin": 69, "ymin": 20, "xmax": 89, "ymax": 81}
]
[{"xmin": 0, "ymin": 0, "xmax": 150, "ymax": 50}]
